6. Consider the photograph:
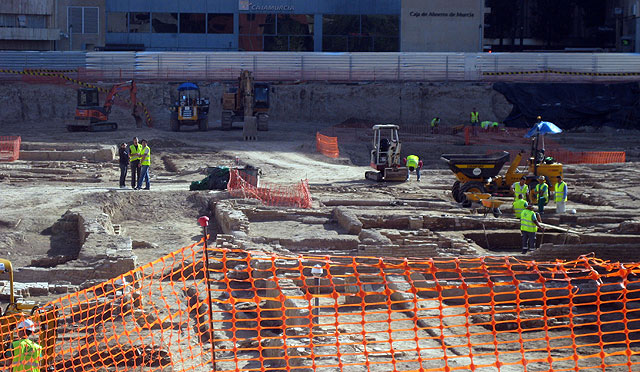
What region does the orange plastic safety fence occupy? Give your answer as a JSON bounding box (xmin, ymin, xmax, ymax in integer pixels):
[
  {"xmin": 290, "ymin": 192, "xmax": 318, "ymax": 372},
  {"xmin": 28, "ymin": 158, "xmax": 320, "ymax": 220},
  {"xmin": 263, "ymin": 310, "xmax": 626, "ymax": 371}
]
[
  {"xmin": 547, "ymin": 150, "xmax": 626, "ymax": 164},
  {"xmin": 3, "ymin": 246, "xmax": 640, "ymax": 372},
  {"xmin": 228, "ymin": 168, "xmax": 312, "ymax": 208},
  {"xmin": 0, "ymin": 136, "xmax": 21, "ymax": 162},
  {"xmin": 316, "ymin": 132, "xmax": 340, "ymax": 158}
]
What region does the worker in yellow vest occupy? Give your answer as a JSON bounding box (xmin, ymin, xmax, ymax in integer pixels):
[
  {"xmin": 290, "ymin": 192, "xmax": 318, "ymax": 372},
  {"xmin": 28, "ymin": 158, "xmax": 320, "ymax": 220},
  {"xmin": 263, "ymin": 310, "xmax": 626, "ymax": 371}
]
[
  {"xmin": 511, "ymin": 177, "xmax": 529, "ymax": 202},
  {"xmin": 129, "ymin": 137, "xmax": 143, "ymax": 189},
  {"xmin": 7, "ymin": 319, "xmax": 42, "ymax": 372},
  {"xmin": 404, "ymin": 155, "xmax": 423, "ymax": 182},
  {"xmin": 136, "ymin": 139, "xmax": 151, "ymax": 190},
  {"xmin": 513, "ymin": 194, "xmax": 528, "ymax": 218},
  {"xmin": 430, "ymin": 117, "xmax": 440, "ymax": 134},
  {"xmin": 470, "ymin": 108, "xmax": 479, "ymax": 136},
  {"xmin": 520, "ymin": 204, "xmax": 543, "ymax": 254},
  {"xmin": 534, "ymin": 176, "xmax": 549, "ymax": 214},
  {"xmin": 552, "ymin": 175, "xmax": 568, "ymax": 214}
]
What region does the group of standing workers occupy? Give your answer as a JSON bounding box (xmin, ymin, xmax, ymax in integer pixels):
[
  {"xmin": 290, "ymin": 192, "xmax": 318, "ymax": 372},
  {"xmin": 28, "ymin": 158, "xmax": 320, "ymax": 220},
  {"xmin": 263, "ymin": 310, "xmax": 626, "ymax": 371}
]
[
  {"xmin": 427, "ymin": 108, "xmax": 499, "ymax": 135},
  {"xmin": 512, "ymin": 176, "xmax": 568, "ymax": 254},
  {"xmin": 118, "ymin": 137, "xmax": 152, "ymax": 190}
]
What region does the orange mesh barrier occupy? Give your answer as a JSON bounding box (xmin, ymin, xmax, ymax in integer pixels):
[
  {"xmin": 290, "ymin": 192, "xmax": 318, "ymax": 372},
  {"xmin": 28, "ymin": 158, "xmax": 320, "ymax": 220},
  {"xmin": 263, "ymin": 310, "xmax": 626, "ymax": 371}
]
[
  {"xmin": 316, "ymin": 132, "xmax": 340, "ymax": 158},
  {"xmin": 228, "ymin": 168, "xmax": 312, "ymax": 208},
  {"xmin": 547, "ymin": 150, "xmax": 626, "ymax": 164},
  {"xmin": 4, "ymin": 246, "xmax": 640, "ymax": 372},
  {"xmin": 0, "ymin": 136, "xmax": 21, "ymax": 161}
]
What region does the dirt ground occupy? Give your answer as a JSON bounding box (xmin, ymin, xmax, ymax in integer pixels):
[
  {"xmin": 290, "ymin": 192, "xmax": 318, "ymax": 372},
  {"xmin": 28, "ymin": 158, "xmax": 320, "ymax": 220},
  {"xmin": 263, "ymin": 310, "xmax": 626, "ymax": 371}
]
[{"xmin": 1, "ymin": 117, "xmax": 640, "ymax": 371}]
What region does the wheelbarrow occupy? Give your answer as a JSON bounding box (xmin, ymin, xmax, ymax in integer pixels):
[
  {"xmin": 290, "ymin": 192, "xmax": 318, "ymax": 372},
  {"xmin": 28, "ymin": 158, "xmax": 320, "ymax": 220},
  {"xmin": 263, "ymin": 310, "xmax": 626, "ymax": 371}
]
[{"xmin": 480, "ymin": 198, "xmax": 504, "ymax": 218}]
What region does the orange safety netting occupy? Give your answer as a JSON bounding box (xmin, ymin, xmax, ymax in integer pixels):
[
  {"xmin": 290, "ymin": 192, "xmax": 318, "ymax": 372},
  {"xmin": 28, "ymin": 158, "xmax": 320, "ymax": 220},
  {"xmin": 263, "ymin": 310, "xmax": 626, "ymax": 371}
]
[
  {"xmin": 0, "ymin": 136, "xmax": 21, "ymax": 162},
  {"xmin": 228, "ymin": 168, "xmax": 312, "ymax": 209},
  {"xmin": 546, "ymin": 150, "xmax": 626, "ymax": 164},
  {"xmin": 316, "ymin": 132, "xmax": 340, "ymax": 158},
  {"xmin": 4, "ymin": 244, "xmax": 640, "ymax": 372}
]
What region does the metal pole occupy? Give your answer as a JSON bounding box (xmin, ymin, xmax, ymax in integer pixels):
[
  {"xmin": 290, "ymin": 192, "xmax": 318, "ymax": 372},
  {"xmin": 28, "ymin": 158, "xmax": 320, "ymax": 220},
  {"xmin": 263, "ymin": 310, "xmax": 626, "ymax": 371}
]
[{"xmin": 198, "ymin": 216, "xmax": 216, "ymax": 371}]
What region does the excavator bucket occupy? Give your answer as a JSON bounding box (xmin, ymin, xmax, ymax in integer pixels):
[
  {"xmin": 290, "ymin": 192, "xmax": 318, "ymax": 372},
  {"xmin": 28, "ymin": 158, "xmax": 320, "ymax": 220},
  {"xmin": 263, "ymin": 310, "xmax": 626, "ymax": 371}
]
[{"xmin": 383, "ymin": 167, "xmax": 409, "ymax": 182}]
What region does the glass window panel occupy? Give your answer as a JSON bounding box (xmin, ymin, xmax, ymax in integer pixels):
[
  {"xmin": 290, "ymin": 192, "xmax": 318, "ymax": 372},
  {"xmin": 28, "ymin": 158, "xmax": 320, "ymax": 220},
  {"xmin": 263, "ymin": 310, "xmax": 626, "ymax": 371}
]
[
  {"xmin": 264, "ymin": 35, "xmax": 288, "ymax": 51},
  {"xmin": 0, "ymin": 14, "xmax": 16, "ymax": 27},
  {"xmin": 107, "ymin": 12, "xmax": 128, "ymax": 33},
  {"xmin": 277, "ymin": 14, "xmax": 314, "ymax": 35},
  {"xmin": 26, "ymin": 15, "xmax": 46, "ymax": 28},
  {"xmin": 361, "ymin": 15, "xmax": 399, "ymax": 37},
  {"xmin": 322, "ymin": 36, "xmax": 347, "ymax": 52},
  {"xmin": 69, "ymin": 7, "xmax": 83, "ymax": 34},
  {"xmin": 239, "ymin": 14, "xmax": 275, "ymax": 35},
  {"xmin": 207, "ymin": 13, "xmax": 233, "ymax": 34},
  {"xmin": 373, "ymin": 36, "xmax": 399, "ymax": 52},
  {"xmin": 349, "ymin": 36, "xmax": 373, "ymax": 52},
  {"xmin": 130, "ymin": 12, "xmax": 150, "ymax": 33},
  {"xmin": 239, "ymin": 35, "xmax": 263, "ymax": 51},
  {"xmin": 152, "ymin": 12, "xmax": 178, "ymax": 33},
  {"xmin": 180, "ymin": 13, "xmax": 205, "ymax": 33},
  {"xmin": 83, "ymin": 7, "xmax": 99, "ymax": 34},
  {"xmin": 289, "ymin": 36, "xmax": 314, "ymax": 51},
  {"xmin": 322, "ymin": 15, "xmax": 359, "ymax": 36}
]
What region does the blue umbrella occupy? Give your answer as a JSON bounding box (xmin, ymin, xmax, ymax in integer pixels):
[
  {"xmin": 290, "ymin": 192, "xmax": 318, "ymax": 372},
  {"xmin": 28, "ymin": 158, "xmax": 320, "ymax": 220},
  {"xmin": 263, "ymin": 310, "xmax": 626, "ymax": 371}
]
[{"xmin": 524, "ymin": 121, "xmax": 563, "ymax": 138}]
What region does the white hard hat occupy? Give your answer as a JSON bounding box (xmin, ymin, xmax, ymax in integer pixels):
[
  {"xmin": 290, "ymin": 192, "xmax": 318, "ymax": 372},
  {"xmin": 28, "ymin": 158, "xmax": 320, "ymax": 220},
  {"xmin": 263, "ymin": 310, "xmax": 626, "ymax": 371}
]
[{"xmin": 17, "ymin": 319, "xmax": 36, "ymax": 332}]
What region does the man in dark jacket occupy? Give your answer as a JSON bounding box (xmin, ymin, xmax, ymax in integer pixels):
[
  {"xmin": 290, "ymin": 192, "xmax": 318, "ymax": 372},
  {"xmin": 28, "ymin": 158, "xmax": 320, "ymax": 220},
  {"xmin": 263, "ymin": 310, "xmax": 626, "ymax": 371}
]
[{"xmin": 118, "ymin": 142, "xmax": 129, "ymax": 188}]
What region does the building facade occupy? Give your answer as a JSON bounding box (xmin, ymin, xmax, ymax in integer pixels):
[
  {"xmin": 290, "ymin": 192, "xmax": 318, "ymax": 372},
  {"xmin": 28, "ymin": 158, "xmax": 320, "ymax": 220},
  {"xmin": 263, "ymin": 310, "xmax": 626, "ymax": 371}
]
[
  {"xmin": 105, "ymin": 0, "xmax": 401, "ymax": 51},
  {"xmin": 56, "ymin": 0, "xmax": 106, "ymax": 51},
  {"xmin": 0, "ymin": 0, "xmax": 59, "ymax": 50}
]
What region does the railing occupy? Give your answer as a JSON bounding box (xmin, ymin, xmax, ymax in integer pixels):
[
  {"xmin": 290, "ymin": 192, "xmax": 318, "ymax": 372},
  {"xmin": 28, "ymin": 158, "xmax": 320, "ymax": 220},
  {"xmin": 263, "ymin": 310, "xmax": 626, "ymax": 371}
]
[{"xmin": 1, "ymin": 51, "xmax": 640, "ymax": 82}]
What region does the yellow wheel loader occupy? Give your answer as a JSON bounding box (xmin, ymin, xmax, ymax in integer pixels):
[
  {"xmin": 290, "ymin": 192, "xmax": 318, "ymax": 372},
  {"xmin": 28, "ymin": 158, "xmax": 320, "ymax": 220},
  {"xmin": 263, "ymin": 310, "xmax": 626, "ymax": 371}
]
[{"xmin": 0, "ymin": 259, "xmax": 57, "ymax": 371}]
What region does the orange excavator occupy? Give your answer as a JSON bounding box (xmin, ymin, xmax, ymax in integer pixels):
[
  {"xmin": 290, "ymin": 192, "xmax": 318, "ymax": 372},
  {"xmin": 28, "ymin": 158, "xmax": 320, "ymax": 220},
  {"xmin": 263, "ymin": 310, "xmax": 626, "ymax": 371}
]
[{"xmin": 67, "ymin": 80, "xmax": 145, "ymax": 132}]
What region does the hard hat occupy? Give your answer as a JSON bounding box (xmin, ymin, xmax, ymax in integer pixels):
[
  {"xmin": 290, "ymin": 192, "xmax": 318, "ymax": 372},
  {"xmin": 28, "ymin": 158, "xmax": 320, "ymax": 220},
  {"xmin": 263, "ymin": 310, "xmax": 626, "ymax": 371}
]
[{"xmin": 17, "ymin": 319, "xmax": 36, "ymax": 332}]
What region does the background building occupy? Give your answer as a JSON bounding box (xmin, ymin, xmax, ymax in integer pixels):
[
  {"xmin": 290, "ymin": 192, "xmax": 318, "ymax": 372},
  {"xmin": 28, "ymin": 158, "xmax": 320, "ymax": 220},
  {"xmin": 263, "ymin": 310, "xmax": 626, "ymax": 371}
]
[
  {"xmin": 105, "ymin": 0, "xmax": 400, "ymax": 51},
  {"xmin": 0, "ymin": 0, "xmax": 59, "ymax": 50},
  {"xmin": 55, "ymin": 0, "xmax": 106, "ymax": 51}
]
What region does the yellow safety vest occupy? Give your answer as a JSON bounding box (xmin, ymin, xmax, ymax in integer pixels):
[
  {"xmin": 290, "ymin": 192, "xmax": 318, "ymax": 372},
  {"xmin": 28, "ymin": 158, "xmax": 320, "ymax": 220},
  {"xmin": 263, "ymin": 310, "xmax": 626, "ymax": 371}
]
[
  {"xmin": 430, "ymin": 118, "xmax": 439, "ymax": 127},
  {"xmin": 520, "ymin": 209, "xmax": 538, "ymax": 233},
  {"xmin": 491, "ymin": 122, "xmax": 499, "ymax": 127},
  {"xmin": 129, "ymin": 144, "xmax": 142, "ymax": 162},
  {"xmin": 406, "ymin": 155, "xmax": 419, "ymax": 169},
  {"xmin": 513, "ymin": 199, "xmax": 527, "ymax": 218},
  {"xmin": 11, "ymin": 338, "xmax": 42, "ymax": 372},
  {"xmin": 513, "ymin": 182, "xmax": 528, "ymax": 200},
  {"xmin": 481, "ymin": 121, "xmax": 491, "ymax": 129},
  {"xmin": 140, "ymin": 146, "xmax": 150, "ymax": 166},
  {"xmin": 535, "ymin": 183, "xmax": 549, "ymax": 199},
  {"xmin": 555, "ymin": 181, "xmax": 567, "ymax": 202},
  {"xmin": 470, "ymin": 112, "xmax": 479, "ymax": 123}
]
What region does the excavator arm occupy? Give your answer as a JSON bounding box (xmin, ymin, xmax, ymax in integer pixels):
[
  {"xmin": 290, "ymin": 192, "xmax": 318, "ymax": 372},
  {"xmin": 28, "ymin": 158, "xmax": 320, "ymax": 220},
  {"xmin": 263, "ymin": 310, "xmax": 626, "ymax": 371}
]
[{"xmin": 103, "ymin": 81, "xmax": 142, "ymax": 127}]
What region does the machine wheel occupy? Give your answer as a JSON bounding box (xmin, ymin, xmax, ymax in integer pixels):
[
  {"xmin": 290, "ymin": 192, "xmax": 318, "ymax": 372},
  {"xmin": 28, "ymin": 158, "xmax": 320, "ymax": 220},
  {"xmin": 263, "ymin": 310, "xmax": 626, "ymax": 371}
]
[
  {"xmin": 221, "ymin": 112, "xmax": 233, "ymax": 130},
  {"xmin": 170, "ymin": 117, "xmax": 180, "ymax": 132},
  {"xmin": 492, "ymin": 208, "xmax": 502, "ymax": 218},
  {"xmin": 198, "ymin": 116, "xmax": 208, "ymax": 132},
  {"xmin": 459, "ymin": 181, "xmax": 486, "ymax": 208},
  {"xmin": 451, "ymin": 181, "xmax": 462, "ymax": 202},
  {"xmin": 257, "ymin": 113, "xmax": 268, "ymax": 131}
]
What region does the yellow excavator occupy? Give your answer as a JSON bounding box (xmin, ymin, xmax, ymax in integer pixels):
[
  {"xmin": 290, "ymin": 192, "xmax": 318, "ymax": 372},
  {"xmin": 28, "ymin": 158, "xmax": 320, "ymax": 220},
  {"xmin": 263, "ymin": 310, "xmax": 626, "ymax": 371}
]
[{"xmin": 0, "ymin": 259, "xmax": 57, "ymax": 370}]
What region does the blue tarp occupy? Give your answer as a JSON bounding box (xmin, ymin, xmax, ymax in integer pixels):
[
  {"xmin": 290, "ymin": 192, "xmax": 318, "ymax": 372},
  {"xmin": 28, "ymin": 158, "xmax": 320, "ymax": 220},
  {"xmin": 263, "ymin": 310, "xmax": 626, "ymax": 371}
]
[{"xmin": 178, "ymin": 82, "xmax": 199, "ymax": 91}]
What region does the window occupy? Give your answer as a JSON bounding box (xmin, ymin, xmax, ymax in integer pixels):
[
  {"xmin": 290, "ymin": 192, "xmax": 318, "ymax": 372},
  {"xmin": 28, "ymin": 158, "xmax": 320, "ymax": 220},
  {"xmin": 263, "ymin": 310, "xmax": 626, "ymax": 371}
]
[
  {"xmin": 107, "ymin": 12, "xmax": 127, "ymax": 33},
  {"xmin": 152, "ymin": 13, "xmax": 177, "ymax": 33},
  {"xmin": 180, "ymin": 13, "xmax": 205, "ymax": 34},
  {"xmin": 207, "ymin": 13, "xmax": 233, "ymax": 34},
  {"xmin": 130, "ymin": 12, "xmax": 150, "ymax": 33},
  {"xmin": 322, "ymin": 15, "xmax": 399, "ymax": 52},
  {"xmin": 0, "ymin": 14, "xmax": 46, "ymax": 28},
  {"xmin": 240, "ymin": 13, "xmax": 314, "ymax": 51},
  {"xmin": 68, "ymin": 7, "xmax": 99, "ymax": 34}
]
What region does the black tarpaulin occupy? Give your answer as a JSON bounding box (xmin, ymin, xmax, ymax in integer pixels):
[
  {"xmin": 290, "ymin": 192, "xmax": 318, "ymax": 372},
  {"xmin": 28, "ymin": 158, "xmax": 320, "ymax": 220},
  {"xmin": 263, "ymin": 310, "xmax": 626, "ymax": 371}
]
[{"xmin": 493, "ymin": 82, "xmax": 640, "ymax": 129}]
